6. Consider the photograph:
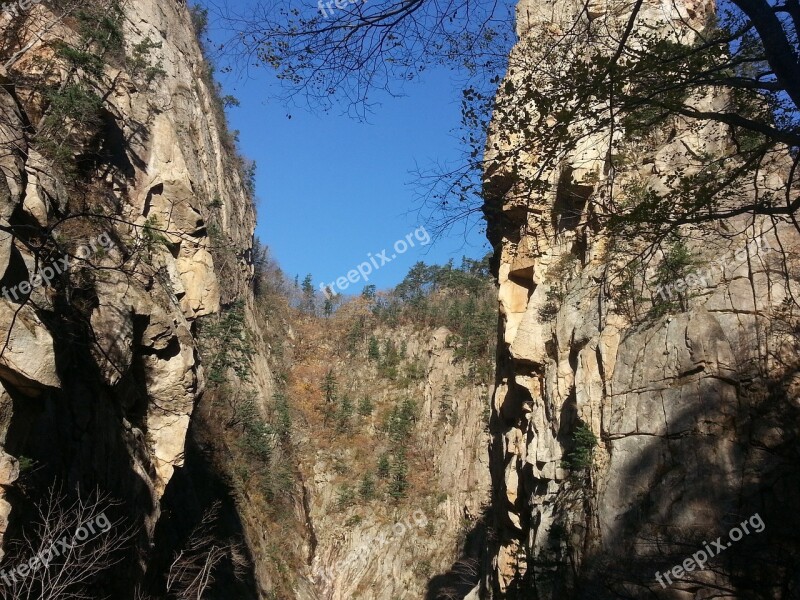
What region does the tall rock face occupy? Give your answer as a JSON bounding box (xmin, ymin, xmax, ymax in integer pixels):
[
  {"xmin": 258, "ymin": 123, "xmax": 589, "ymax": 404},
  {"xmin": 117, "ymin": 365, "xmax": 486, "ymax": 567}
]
[
  {"xmin": 0, "ymin": 1, "xmax": 278, "ymax": 597},
  {"xmin": 279, "ymin": 297, "xmax": 494, "ymax": 600},
  {"xmin": 304, "ymin": 327, "xmax": 490, "ymax": 600},
  {"xmin": 483, "ymin": 0, "xmax": 800, "ymax": 598}
]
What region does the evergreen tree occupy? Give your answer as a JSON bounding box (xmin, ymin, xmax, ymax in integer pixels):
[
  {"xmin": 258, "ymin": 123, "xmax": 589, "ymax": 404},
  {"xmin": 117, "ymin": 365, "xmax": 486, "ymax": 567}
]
[
  {"xmin": 359, "ymin": 473, "xmax": 376, "ymax": 500},
  {"xmin": 368, "ymin": 336, "xmax": 380, "ymax": 361},
  {"xmin": 322, "ymin": 369, "xmax": 337, "ymax": 404},
  {"xmin": 336, "ymin": 485, "xmax": 355, "ymax": 510},
  {"xmin": 380, "ymin": 339, "xmax": 401, "ymax": 379},
  {"xmin": 387, "ymin": 399, "xmax": 417, "ymax": 443},
  {"xmin": 301, "ymin": 273, "xmax": 315, "ymax": 313},
  {"xmin": 362, "ymin": 284, "xmax": 377, "ymax": 300},
  {"xmin": 438, "ymin": 383, "xmax": 453, "ymax": 423},
  {"xmin": 388, "ymin": 451, "xmax": 409, "ymax": 501},
  {"xmin": 336, "ymin": 395, "xmax": 354, "ymax": 433},
  {"xmin": 274, "ymin": 391, "xmax": 291, "ymax": 441},
  {"xmin": 347, "ymin": 317, "xmax": 365, "ymax": 352},
  {"xmin": 377, "ymin": 453, "xmax": 391, "ymax": 479},
  {"xmin": 358, "ymin": 396, "xmax": 374, "ymax": 417},
  {"xmin": 383, "ymin": 339, "xmax": 400, "ymax": 365},
  {"xmin": 202, "ymin": 301, "xmax": 254, "ymax": 385}
]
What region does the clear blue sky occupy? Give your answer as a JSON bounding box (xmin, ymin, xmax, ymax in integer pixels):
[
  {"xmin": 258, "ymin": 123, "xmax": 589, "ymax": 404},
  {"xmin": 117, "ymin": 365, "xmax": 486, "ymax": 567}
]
[{"xmin": 198, "ymin": 3, "xmax": 495, "ymax": 294}]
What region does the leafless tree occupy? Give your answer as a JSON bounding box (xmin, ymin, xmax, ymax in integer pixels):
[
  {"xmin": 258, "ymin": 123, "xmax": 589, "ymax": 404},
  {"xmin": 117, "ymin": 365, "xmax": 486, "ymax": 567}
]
[
  {"xmin": 0, "ymin": 485, "xmax": 136, "ymax": 600},
  {"xmin": 436, "ymin": 557, "xmax": 481, "ymax": 600},
  {"xmin": 131, "ymin": 502, "xmax": 246, "ymax": 599},
  {"xmin": 207, "ymin": 0, "xmax": 515, "ymax": 117},
  {"xmin": 165, "ymin": 501, "xmax": 237, "ymax": 600},
  {"xmin": 212, "ymin": 0, "xmax": 800, "ymax": 241}
]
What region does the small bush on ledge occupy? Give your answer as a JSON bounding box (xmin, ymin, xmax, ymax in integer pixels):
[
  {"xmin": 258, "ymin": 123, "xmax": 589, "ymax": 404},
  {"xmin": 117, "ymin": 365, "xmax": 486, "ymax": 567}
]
[{"xmin": 561, "ymin": 423, "xmax": 597, "ymax": 471}]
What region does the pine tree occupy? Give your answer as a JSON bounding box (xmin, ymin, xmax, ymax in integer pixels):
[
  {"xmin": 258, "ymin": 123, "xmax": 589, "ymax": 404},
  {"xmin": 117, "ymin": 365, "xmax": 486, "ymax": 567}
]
[
  {"xmin": 301, "ymin": 273, "xmax": 315, "ymax": 313},
  {"xmin": 380, "ymin": 339, "xmax": 401, "ymax": 379},
  {"xmin": 383, "ymin": 339, "xmax": 399, "ymax": 366},
  {"xmin": 336, "ymin": 485, "xmax": 355, "ymax": 510},
  {"xmin": 388, "ymin": 451, "xmax": 409, "ymax": 501},
  {"xmin": 438, "ymin": 383, "xmax": 453, "ymax": 423},
  {"xmin": 362, "ymin": 284, "xmax": 376, "ymax": 300},
  {"xmin": 274, "ymin": 391, "xmax": 291, "ymax": 441},
  {"xmin": 368, "ymin": 336, "xmax": 380, "ymax": 361},
  {"xmin": 388, "ymin": 399, "xmax": 417, "ymax": 443},
  {"xmin": 359, "ymin": 473, "xmax": 376, "ymax": 501},
  {"xmin": 358, "ymin": 396, "xmax": 374, "ymax": 417},
  {"xmin": 347, "ymin": 317, "xmax": 364, "ymax": 352},
  {"xmin": 336, "ymin": 395, "xmax": 353, "ymax": 433},
  {"xmin": 377, "ymin": 453, "xmax": 391, "ymax": 479},
  {"xmin": 322, "ymin": 369, "xmax": 337, "ymax": 404}
]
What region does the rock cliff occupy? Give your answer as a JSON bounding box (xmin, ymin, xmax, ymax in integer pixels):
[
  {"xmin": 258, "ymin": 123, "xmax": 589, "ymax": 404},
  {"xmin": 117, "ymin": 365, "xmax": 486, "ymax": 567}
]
[
  {"xmin": 483, "ymin": 0, "xmax": 800, "ymax": 597},
  {"xmin": 0, "ymin": 0, "xmax": 269, "ymax": 596},
  {"xmin": 277, "ymin": 291, "xmax": 494, "ymax": 600},
  {"xmin": 303, "ymin": 325, "xmax": 490, "ymax": 600}
]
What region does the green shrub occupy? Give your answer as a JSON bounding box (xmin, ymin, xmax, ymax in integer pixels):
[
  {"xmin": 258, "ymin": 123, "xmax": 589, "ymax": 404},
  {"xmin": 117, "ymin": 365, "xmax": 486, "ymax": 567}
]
[
  {"xmin": 345, "ymin": 514, "xmax": 362, "ymax": 527},
  {"xmin": 335, "ymin": 395, "xmax": 354, "ymax": 433},
  {"xmin": 242, "ymin": 419, "xmax": 273, "ymax": 462},
  {"xmin": 561, "ymin": 423, "xmax": 597, "ymax": 470},
  {"xmin": 368, "ymin": 336, "xmax": 381, "ymax": 360},
  {"xmin": 189, "ymin": 5, "xmax": 209, "ymax": 38},
  {"xmin": 43, "ymin": 83, "xmax": 103, "ymax": 129},
  {"xmin": 76, "ymin": 4, "xmax": 124, "ymax": 56},
  {"xmin": 17, "ymin": 456, "xmax": 35, "ymax": 473},
  {"xmin": 359, "ymin": 473, "xmax": 376, "ymax": 501},
  {"xmin": 615, "ymin": 259, "xmax": 644, "ymax": 321},
  {"xmin": 539, "ymin": 252, "xmax": 576, "ymax": 322},
  {"xmin": 377, "ymin": 453, "xmax": 391, "ymax": 479},
  {"xmin": 357, "ymin": 396, "xmax": 374, "ymax": 417},
  {"xmin": 225, "ymin": 391, "xmax": 259, "ymax": 428},
  {"xmin": 438, "ymin": 385, "xmax": 454, "ymax": 423},
  {"xmin": 140, "ymin": 215, "xmax": 170, "ymax": 257},
  {"xmin": 336, "ymin": 485, "xmax": 355, "ymax": 510},
  {"xmin": 650, "ymin": 237, "xmax": 696, "ymax": 315},
  {"xmin": 332, "ymin": 457, "xmax": 348, "ymax": 475},
  {"xmin": 129, "ymin": 37, "xmax": 166, "ymax": 84},
  {"xmin": 414, "ymin": 559, "xmax": 433, "ymax": 578},
  {"xmin": 388, "ymin": 452, "xmax": 409, "ymax": 501},
  {"xmin": 274, "ymin": 392, "xmax": 292, "ymax": 442},
  {"xmin": 55, "ymin": 43, "xmax": 105, "ymax": 77},
  {"xmin": 200, "ymin": 301, "xmax": 255, "ymax": 385}
]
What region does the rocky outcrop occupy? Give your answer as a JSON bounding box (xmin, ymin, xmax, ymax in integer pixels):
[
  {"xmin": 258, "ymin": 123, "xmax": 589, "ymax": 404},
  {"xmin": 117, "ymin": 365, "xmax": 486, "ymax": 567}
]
[
  {"xmin": 483, "ymin": 0, "xmax": 800, "ymax": 598},
  {"xmin": 0, "ymin": 0, "xmax": 270, "ymax": 595},
  {"xmin": 290, "ymin": 321, "xmax": 492, "ymax": 600}
]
